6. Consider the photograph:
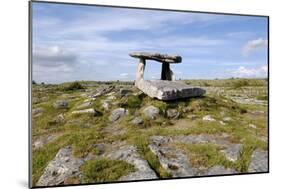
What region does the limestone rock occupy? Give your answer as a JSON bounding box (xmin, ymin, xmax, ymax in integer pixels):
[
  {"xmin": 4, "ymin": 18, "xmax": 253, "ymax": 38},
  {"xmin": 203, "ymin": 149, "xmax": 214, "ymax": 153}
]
[
  {"xmin": 131, "ymin": 117, "xmax": 144, "ymax": 125},
  {"xmin": 76, "ymin": 101, "xmax": 93, "ymax": 110},
  {"xmin": 36, "ymin": 147, "xmax": 84, "ymax": 186},
  {"xmin": 129, "ymin": 52, "xmax": 182, "ymax": 64},
  {"xmin": 109, "ymin": 108, "xmax": 127, "ymax": 122},
  {"xmin": 119, "ymin": 88, "xmax": 132, "ymax": 97},
  {"xmin": 71, "ymin": 108, "xmax": 96, "ymax": 115},
  {"xmin": 136, "ymin": 80, "xmax": 205, "ymax": 101},
  {"xmin": 248, "ymin": 149, "xmax": 268, "ymax": 172},
  {"xmin": 166, "ymin": 109, "xmax": 180, "ymax": 119},
  {"xmin": 202, "ymin": 115, "xmax": 215, "ymax": 121},
  {"xmin": 143, "ymin": 105, "xmax": 159, "ymax": 119},
  {"xmin": 105, "ymin": 144, "xmax": 158, "ymax": 180},
  {"xmin": 53, "ymin": 100, "xmax": 69, "ymax": 109},
  {"xmin": 32, "ymin": 107, "xmax": 44, "ymax": 116},
  {"xmin": 203, "ymin": 165, "xmax": 237, "ymax": 175},
  {"xmin": 149, "ymin": 136, "xmax": 197, "ymax": 177}
]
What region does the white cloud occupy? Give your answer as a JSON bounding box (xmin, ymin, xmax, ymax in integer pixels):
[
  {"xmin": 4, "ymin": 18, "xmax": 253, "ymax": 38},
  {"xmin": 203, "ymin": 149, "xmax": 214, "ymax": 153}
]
[
  {"xmin": 242, "ymin": 38, "xmax": 268, "ymax": 56},
  {"xmin": 231, "ymin": 66, "xmax": 268, "ymax": 78}
]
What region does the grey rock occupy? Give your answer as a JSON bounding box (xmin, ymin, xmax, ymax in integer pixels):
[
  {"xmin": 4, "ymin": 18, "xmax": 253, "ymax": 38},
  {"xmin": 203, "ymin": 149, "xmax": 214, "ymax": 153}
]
[
  {"xmin": 91, "ymin": 85, "xmax": 114, "ymax": 98},
  {"xmin": 248, "ymin": 149, "xmax": 268, "ymax": 172},
  {"xmin": 102, "ymin": 101, "xmax": 109, "ymax": 111},
  {"xmin": 223, "ymin": 117, "xmax": 233, "ymax": 122},
  {"xmin": 166, "ymin": 109, "xmax": 180, "ymax": 119},
  {"xmin": 249, "ymin": 124, "xmax": 257, "ymax": 129},
  {"xmin": 203, "ymin": 165, "xmax": 237, "ymax": 175},
  {"xmin": 71, "ymin": 108, "xmax": 96, "ymax": 115},
  {"xmin": 202, "ymin": 115, "xmax": 216, "ymax": 121},
  {"xmin": 53, "ymin": 100, "xmax": 69, "ymax": 109},
  {"xmin": 36, "ymin": 147, "xmax": 84, "ymax": 186},
  {"xmin": 49, "ymin": 114, "xmax": 65, "ymax": 125},
  {"xmin": 220, "ymin": 144, "xmax": 243, "ymax": 162},
  {"xmin": 149, "ymin": 136, "xmax": 197, "ymax": 177},
  {"xmin": 32, "ymin": 107, "xmax": 44, "ymax": 116},
  {"xmin": 109, "ymin": 108, "xmax": 127, "ymax": 122},
  {"xmin": 33, "ymin": 134, "xmax": 62, "ymax": 150},
  {"xmin": 143, "ymin": 105, "xmax": 159, "ymax": 119},
  {"xmin": 136, "ymin": 80, "xmax": 205, "ymax": 101},
  {"xmin": 76, "ymin": 101, "xmax": 93, "ymax": 110},
  {"xmin": 131, "ymin": 117, "xmax": 144, "ymax": 125},
  {"xmin": 105, "ymin": 144, "xmax": 158, "ymax": 180}
]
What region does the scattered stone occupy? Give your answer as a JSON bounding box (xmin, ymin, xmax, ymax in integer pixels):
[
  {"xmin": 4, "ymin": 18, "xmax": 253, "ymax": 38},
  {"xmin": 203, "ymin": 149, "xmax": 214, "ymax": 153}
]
[
  {"xmin": 223, "ymin": 117, "xmax": 233, "ymax": 122},
  {"xmin": 33, "ymin": 134, "xmax": 62, "ymax": 150},
  {"xmin": 72, "ymin": 108, "xmax": 96, "ymax": 115},
  {"xmin": 105, "ymin": 144, "xmax": 158, "ymax": 180},
  {"xmin": 49, "ymin": 114, "xmax": 65, "ymax": 124},
  {"xmin": 102, "ymin": 101, "xmax": 109, "ymax": 111},
  {"xmin": 76, "ymin": 101, "xmax": 93, "ymax": 110},
  {"xmin": 109, "ymin": 108, "xmax": 128, "ymax": 122},
  {"xmin": 120, "ymin": 89, "xmax": 132, "ymax": 97},
  {"xmin": 219, "ymin": 121, "xmax": 226, "ymax": 125},
  {"xmin": 249, "ymin": 124, "xmax": 257, "ymax": 129},
  {"xmin": 91, "ymin": 86, "xmax": 114, "ymax": 98},
  {"xmin": 248, "ymin": 149, "xmax": 268, "ymax": 172},
  {"xmin": 166, "ymin": 109, "xmax": 180, "ymax": 119},
  {"xmin": 36, "ymin": 147, "xmax": 85, "ymax": 186},
  {"xmin": 32, "ymin": 107, "xmax": 44, "ymax": 116},
  {"xmin": 131, "ymin": 117, "xmax": 144, "ymax": 125},
  {"xmin": 203, "ymin": 165, "xmax": 237, "ymax": 175},
  {"xmin": 143, "ymin": 105, "xmax": 159, "ymax": 119},
  {"xmin": 53, "ymin": 100, "xmax": 69, "ymax": 109},
  {"xmin": 202, "ymin": 115, "xmax": 215, "ymax": 121}
]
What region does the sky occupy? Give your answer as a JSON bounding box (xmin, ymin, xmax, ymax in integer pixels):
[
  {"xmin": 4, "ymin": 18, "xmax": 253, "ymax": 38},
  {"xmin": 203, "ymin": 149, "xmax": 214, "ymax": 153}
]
[{"xmin": 32, "ymin": 2, "xmax": 268, "ymax": 84}]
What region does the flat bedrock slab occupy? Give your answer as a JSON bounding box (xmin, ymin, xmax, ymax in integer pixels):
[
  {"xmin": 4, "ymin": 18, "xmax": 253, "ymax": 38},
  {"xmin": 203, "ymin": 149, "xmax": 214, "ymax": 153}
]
[
  {"xmin": 105, "ymin": 144, "xmax": 158, "ymax": 181},
  {"xmin": 36, "ymin": 147, "xmax": 85, "ymax": 186},
  {"xmin": 248, "ymin": 149, "xmax": 268, "ymax": 172},
  {"xmin": 136, "ymin": 80, "xmax": 205, "ymax": 100}
]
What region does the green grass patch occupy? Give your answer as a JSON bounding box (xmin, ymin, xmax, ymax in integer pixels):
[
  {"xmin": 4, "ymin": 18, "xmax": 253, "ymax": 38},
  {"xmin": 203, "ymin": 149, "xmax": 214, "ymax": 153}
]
[{"xmin": 81, "ymin": 159, "xmax": 135, "ymax": 183}]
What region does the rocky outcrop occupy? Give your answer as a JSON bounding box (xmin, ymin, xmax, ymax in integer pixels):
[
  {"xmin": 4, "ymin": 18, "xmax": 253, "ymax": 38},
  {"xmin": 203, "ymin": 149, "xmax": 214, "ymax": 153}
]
[
  {"xmin": 36, "ymin": 147, "xmax": 85, "ymax": 186},
  {"xmin": 109, "ymin": 108, "xmax": 128, "ymax": 122},
  {"xmin": 53, "ymin": 100, "xmax": 69, "ymax": 109},
  {"xmin": 248, "ymin": 149, "xmax": 268, "ymax": 172},
  {"xmin": 143, "ymin": 106, "xmax": 159, "ymax": 119}
]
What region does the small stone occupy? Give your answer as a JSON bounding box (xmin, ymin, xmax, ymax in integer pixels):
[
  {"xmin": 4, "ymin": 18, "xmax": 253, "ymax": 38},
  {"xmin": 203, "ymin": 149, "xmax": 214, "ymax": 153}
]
[
  {"xmin": 204, "ymin": 165, "xmax": 237, "ymax": 175},
  {"xmin": 166, "ymin": 109, "xmax": 180, "ymax": 119},
  {"xmin": 32, "ymin": 107, "xmax": 44, "ymax": 115},
  {"xmin": 53, "ymin": 100, "xmax": 69, "ymax": 109},
  {"xmin": 71, "ymin": 108, "xmax": 96, "ymax": 115},
  {"xmin": 109, "ymin": 108, "xmax": 128, "ymax": 122},
  {"xmin": 131, "ymin": 117, "xmax": 144, "ymax": 125},
  {"xmin": 143, "ymin": 105, "xmax": 160, "ymax": 119},
  {"xmin": 202, "ymin": 115, "xmax": 215, "ymax": 121},
  {"xmin": 102, "ymin": 101, "xmax": 109, "ymax": 111},
  {"xmin": 219, "ymin": 121, "xmax": 226, "ymax": 125},
  {"xmin": 223, "ymin": 117, "xmax": 233, "ymax": 122},
  {"xmin": 49, "ymin": 114, "xmax": 65, "ymax": 124},
  {"xmin": 187, "ymin": 114, "xmax": 197, "ymax": 120},
  {"xmin": 249, "ymin": 124, "xmax": 257, "ymax": 129}
]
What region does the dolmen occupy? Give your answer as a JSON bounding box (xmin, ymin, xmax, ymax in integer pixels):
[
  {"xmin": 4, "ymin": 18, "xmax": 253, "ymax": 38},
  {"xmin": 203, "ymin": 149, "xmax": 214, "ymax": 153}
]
[{"xmin": 129, "ymin": 52, "xmax": 205, "ymax": 100}]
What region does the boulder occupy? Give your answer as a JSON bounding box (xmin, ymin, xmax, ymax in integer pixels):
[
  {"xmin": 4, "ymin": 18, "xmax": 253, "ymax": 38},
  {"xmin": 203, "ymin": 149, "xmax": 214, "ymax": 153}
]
[
  {"xmin": 136, "ymin": 80, "xmax": 205, "ymax": 101},
  {"xmin": 143, "ymin": 106, "xmax": 159, "ymax": 119},
  {"xmin": 36, "ymin": 147, "xmax": 84, "ymax": 186},
  {"xmin": 166, "ymin": 109, "xmax": 180, "ymax": 119},
  {"xmin": 109, "ymin": 108, "xmax": 128, "ymax": 122},
  {"xmin": 53, "ymin": 100, "xmax": 69, "ymax": 109},
  {"xmin": 119, "ymin": 88, "xmax": 132, "ymax": 97},
  {"xmin": 32, "ymin": 107, "xmax": 44, "ymax": 116},
  {"xmin": 131, "ymin": 117, "xmax": 144, "ymax": 125},
  {"xmin": 76, "ymin": 101, "xmax": 93, "ymax": 110}
]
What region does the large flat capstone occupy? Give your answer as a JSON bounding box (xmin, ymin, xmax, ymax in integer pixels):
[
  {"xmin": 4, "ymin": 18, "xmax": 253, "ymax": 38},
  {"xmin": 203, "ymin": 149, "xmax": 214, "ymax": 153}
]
[{"xmin": 136, "ymin": 80, "xmax": 205, "ymax": 100}]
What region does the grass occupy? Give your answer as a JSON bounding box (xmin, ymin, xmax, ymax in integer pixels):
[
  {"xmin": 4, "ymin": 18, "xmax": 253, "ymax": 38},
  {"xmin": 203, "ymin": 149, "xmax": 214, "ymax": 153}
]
[
  {"xmin": 81, "ymin": 158, "xmax": 135, "ymax": 183},
  {"xmin": 32, "ymin": 78, "xmax": 268, "ymax": 185}
]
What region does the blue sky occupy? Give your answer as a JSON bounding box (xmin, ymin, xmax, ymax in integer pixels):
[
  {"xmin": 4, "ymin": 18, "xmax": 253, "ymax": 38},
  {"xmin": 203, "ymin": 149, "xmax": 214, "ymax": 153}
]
[{"xmin": 32, "ymin": 2, "xmax": 268, "ymax": 84}]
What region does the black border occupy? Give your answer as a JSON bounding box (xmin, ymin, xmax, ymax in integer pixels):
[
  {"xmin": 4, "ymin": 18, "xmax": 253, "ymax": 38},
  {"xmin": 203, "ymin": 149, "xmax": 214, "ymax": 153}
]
[{"xmin": 28, "ymin": 1, "xmax": 270, "ymax": 188}]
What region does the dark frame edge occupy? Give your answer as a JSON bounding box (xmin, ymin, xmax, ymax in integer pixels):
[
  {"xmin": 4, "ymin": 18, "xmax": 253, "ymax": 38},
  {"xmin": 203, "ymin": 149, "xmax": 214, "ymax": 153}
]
[{"xmin": 28, "ymin": 1, "xmax": 33, "ymax": 188}]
